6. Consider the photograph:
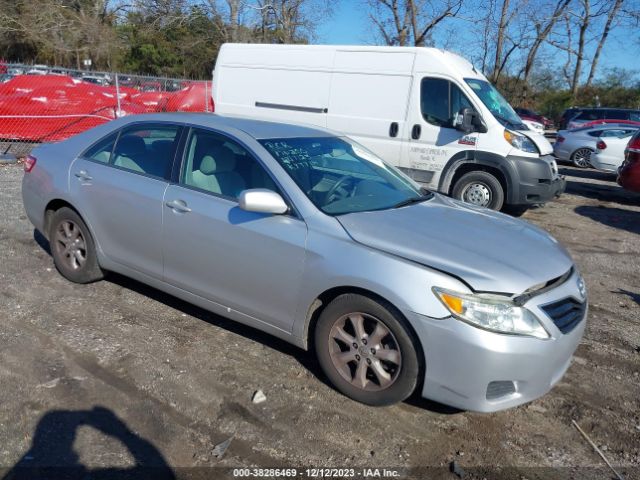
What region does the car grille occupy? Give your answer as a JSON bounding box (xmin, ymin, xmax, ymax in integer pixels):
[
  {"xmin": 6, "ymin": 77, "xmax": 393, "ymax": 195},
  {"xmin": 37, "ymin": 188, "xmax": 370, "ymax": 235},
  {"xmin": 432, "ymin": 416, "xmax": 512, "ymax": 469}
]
[{"xmin": 541, "ymin": 298, "xmax": 586, "ymax": 334}]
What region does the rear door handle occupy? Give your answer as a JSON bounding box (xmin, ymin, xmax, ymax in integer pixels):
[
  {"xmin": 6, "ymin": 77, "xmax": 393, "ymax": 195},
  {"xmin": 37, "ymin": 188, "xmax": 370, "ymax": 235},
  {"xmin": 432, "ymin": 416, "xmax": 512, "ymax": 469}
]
[
  {"xmin": 74, "ymin": 170, "xmax": 92, "ymax": 181},
  {"xmin": 389, "ymin": 122, "xmax": 399, "ymax": 137},
  {"xmin": 165, "ymin": 200, "xmax": 192, "ymax": 213}
]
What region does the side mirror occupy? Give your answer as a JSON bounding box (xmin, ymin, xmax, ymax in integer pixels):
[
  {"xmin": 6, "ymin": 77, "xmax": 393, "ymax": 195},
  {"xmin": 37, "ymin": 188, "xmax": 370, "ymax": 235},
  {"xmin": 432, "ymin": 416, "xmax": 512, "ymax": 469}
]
[
  {"xmin": 238, "ymin": 189, "xmax": 289, "ymax": 214},
  {"xmin": 455, "ymin": 108, "xmax": 487, "ymax": 134}
]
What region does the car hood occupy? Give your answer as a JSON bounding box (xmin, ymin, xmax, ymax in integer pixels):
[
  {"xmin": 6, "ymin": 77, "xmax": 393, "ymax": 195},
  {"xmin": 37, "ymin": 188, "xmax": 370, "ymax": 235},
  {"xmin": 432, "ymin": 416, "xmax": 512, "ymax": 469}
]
[
  {"xmin": 336, "ymin": 195, "xmax": 573, "ymax": 294},
  {"xmin": 517, "ymin": 129, "xmax": 553, "ymax": 155}
]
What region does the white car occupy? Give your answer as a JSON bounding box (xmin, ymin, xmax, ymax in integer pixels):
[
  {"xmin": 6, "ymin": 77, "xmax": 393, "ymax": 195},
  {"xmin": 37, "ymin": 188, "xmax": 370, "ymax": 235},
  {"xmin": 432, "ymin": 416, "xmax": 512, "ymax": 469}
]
[
  {"xmin": 522, "ymin": 119, "xmax": 544, "ymax": 134},
  {"xmin": 553, "ymin": 124, "xmax": 639, "ymax": 168},
  {"xmin": 26, "ymin": 64, "xmax": 49, "ymax": 75},
  {"xmin": 589, "ymin": 134, "xmax": 633, "ymax": 172}
]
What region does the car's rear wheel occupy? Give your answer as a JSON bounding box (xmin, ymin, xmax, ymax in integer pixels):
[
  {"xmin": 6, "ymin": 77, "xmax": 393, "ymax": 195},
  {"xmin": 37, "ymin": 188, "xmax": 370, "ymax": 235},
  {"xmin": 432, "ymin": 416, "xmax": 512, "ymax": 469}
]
[
  {"xmin": 314, "ymin": 294, "xmax": 421, "ymax": 406},
  {"xmin": 452, "ymin": 171, "xmax": 504, "ymax": 210},
  {"xmin": 571, "ymin": 148, "xmax": 592, "ymax": 168},
  {"xmin": 49, "ymin": 207, "xmax": 104, "ymax": 284}
]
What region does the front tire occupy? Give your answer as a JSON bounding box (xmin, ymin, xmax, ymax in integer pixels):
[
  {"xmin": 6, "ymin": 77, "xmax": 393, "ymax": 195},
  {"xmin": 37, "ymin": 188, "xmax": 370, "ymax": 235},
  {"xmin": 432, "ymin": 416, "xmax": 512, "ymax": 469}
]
[
  {"xmin": 452, "ymin": 171, "xmax": 504, "ymax": 210},
  {"xmin": 49, "ymin": 207, "xmax": 104, "ymax": 284},
  {"xmin": 314, "ymin": 294, "xmax": 421, "ymax": 406}
]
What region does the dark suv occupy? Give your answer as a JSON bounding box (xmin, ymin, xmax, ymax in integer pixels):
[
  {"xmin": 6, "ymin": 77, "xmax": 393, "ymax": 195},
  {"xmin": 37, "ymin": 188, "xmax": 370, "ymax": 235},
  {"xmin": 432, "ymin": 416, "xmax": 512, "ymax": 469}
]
[{"xmin": 563, "ymin": 108, "xmax": 640, "ymax": 130}]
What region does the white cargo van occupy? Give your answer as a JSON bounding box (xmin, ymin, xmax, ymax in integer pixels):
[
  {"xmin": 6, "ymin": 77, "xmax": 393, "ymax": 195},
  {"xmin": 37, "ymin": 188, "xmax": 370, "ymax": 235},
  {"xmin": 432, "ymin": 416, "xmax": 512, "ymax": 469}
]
[{"xmin": 212, "ymin": 44, "xmax": 565, "ymax": 213}]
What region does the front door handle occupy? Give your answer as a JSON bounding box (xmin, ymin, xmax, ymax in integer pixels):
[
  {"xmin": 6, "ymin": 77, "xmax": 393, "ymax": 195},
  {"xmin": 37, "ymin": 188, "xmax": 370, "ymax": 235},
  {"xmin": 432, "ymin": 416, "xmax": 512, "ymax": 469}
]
[
  {"xmin": 411, "ymin": 124, "xmax": 422, "ymax": 140},
  {"xmin": 74, "ymin": 170, "xmax": 93, "ymax": 181},
  {"xmin": 165, "ymin": 199, "xmax": 192, "ymax": 213}
]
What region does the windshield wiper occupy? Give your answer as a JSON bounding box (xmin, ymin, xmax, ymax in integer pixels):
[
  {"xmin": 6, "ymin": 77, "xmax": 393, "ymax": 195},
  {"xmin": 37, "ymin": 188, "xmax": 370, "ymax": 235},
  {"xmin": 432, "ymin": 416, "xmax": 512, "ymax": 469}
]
[
  {"xmin": 493, "ymin": 112, "xmax": 524, "ymax": 130},
  {"xmin": 392, "ymin": 192, "xmax": 433, "ymax": 209}
]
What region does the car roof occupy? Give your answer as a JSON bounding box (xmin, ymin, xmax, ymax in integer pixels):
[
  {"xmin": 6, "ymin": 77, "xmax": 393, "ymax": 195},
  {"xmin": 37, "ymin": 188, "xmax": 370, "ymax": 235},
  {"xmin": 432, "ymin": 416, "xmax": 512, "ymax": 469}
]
[{"xmin": 116, "ymin": 113, "xmax": 335, "ymax": 139}]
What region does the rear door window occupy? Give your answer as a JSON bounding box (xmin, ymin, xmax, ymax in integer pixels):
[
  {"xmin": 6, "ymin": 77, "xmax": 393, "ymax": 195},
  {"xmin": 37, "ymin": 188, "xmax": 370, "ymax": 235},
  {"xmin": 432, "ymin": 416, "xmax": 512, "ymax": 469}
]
[
  {"xmin": 575, "ymin": 110, "xmax": 602, "ymax": 121},
  {"xmin": 82, "ymin": 132, "xmax": 119, "ymax": 164},
  {"xmin": 112, "ymin": 124, "xmax": 180, "ymax": 179},
  {"xmin": 604, "ymin": 110, "xmax": 629, "ymax": 121}
]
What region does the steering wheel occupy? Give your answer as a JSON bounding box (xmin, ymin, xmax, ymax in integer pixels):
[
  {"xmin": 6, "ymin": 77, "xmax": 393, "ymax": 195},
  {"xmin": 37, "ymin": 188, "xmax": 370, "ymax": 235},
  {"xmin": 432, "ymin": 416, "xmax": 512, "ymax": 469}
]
[{"xmin": 325, "ymin": 175, "xmax": 355, "ymax": 205}]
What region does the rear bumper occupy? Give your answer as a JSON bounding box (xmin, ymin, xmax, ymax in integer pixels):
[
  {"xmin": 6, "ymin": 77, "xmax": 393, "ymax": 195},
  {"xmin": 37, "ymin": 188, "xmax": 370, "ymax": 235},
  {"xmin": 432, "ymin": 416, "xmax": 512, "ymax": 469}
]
[
  {"xmin": 406, "ymin": 271, "xmax": 586, "ymax": 412},
  {"xmin": 618, "ymin": 162, "xmax": 640, "ymax": 192},
  {"xmin": 590, "ymin": 155, "xmax": 620, "ymax": 172}
]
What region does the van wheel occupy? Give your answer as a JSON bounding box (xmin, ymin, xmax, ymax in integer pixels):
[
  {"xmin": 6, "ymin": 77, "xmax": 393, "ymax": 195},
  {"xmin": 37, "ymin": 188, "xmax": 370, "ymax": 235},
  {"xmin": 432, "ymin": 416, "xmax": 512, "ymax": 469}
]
[
  {"xmin": 314, "ymin": 294, "xmax": 421, "ymax": 406},
  {"xmin": 452, "ymin": 171, "xmax": 504, "ymax": 210},
  {"xmin": 49, "ymin": 207, "xmax": 104, "ymax": 284}
]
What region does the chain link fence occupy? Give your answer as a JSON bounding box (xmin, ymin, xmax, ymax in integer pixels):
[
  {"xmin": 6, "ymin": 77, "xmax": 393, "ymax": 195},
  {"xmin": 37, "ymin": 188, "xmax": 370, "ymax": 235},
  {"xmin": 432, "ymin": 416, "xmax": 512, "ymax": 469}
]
[{"xmin": 0, "ymin": 63, "xmax": 212, "ymax": 159}]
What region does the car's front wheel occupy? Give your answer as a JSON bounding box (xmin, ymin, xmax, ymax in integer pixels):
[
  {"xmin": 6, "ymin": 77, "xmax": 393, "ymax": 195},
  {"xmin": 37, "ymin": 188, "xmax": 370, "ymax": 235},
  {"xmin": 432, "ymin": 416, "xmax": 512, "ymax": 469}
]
[
  {"xmin": 49, "ymin": 207, "xmax": 104, "ymax": 284},
  {"xmin": 315, "ymin": 294, "xmax": 421, "ymax": 406}
]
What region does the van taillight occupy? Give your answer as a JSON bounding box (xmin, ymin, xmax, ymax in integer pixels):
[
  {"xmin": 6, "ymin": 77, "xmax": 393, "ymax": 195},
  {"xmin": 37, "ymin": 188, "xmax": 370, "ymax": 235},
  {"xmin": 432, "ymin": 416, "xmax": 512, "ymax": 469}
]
[
  {"xmin": 556, "ymin": 135, "xmax": 565, "ymax": 143},
  {"xmin": 596, "ymin": 140, "xmax": 607, "ymax": 150},
  {"xmin": 24, "ymin": 155, "xmax": 37, "ymax": 173}
]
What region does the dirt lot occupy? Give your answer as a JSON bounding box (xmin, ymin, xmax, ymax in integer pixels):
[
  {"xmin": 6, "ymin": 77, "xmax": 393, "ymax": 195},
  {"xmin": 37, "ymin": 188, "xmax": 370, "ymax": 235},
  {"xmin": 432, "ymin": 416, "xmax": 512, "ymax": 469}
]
[{"xmin": 0, "ymin": 162, "xmax": 639, "ymax": 479}]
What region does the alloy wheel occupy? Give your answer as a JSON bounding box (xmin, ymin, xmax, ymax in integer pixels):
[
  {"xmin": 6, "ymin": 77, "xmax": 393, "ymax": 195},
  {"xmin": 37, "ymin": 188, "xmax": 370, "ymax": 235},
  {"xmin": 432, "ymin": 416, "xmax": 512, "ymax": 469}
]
[
  {"xmin": 54, "ymin": 220, "xmax": 87, "ymax": 270},
  {"xmin": 328, "ymin": 312, "xmax": 402, "ymax": 391},
  {"xmin": 572, "ymin": 148, "xmax": 592, "ymax": 168}
]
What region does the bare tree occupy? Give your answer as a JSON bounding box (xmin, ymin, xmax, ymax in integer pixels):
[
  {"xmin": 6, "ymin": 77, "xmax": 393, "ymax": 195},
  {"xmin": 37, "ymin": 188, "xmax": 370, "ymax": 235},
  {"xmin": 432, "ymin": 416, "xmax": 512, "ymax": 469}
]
[
  {"xmin": 367, "ymin": 0, "xmax": 462, "ymax": 47},
  {"xmin": 585, "ymin": 0, "xmax": 624, "ymax": 87},
  {"xmin": 519, "ymin": 0, "xmax": 571, "ymax": 99}
]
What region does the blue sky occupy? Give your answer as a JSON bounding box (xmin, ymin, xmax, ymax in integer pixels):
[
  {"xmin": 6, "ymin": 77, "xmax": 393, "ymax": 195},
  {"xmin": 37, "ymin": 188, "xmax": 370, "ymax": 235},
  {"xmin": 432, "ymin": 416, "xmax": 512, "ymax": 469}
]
[{"xmin": 316, "ymin": 1, "xmax": 636, "ymax": 81}]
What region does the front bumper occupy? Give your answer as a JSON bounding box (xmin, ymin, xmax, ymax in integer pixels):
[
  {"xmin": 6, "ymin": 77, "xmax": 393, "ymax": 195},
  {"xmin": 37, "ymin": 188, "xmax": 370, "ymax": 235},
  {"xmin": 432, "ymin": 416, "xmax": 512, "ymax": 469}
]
[
  {"xmin": 507, "ymin": 154, "xmax": 566, "ymax": 206},
  {"xmin": 407, "ymin": 271, "xmax": 587, "ymax": 412}
]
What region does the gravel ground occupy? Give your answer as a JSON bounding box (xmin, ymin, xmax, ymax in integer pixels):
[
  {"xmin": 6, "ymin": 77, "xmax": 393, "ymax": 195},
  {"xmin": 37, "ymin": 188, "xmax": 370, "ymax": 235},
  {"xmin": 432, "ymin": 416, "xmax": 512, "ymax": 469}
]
[{"xmin": 0, "ymin": 162, "xmax": 639, "ymax": 480}]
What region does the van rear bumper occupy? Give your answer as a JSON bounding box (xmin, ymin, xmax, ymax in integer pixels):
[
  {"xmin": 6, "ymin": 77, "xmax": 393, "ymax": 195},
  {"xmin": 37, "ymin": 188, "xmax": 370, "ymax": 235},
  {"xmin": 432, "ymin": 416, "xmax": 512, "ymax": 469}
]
[{"xmin": 507, "ymin": 154, "xmax": 566, "ymax": 206}]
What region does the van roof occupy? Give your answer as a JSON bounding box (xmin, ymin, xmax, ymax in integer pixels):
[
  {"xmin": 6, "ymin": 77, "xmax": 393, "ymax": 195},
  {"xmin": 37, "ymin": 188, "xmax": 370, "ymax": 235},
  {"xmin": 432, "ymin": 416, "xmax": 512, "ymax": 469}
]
[{"xmin": 218, "ymin": 43, "xmax": 482, "ymax": 80}]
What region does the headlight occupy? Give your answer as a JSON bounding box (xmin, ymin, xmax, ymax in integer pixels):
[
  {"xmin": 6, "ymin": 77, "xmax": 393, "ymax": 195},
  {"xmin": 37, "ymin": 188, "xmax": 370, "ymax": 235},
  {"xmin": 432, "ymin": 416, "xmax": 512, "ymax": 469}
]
[
  {"xmin": 433, "ymin": 288, "xmax": 549, "ymax": 338},
  {"xmin": 504, "ymin": 129, "xmax": 538, "ymax": 154}
]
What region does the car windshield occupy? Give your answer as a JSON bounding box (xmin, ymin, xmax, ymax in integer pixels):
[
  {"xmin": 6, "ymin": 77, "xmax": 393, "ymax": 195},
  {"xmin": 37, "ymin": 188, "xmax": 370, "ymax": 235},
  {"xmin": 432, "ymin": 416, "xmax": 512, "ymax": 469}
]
[
  {"xmin": 258, "ymin": 136, "xmax": 427, "ymax": 215},
  {"xmin": 465, "ymin": 78, "xmax": 525, "ymax": 129}
]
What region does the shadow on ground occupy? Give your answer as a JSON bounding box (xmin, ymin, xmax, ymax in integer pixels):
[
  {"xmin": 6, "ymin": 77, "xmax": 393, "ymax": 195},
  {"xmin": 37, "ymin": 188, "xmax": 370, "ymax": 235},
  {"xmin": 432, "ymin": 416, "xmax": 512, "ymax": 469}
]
[
  {"xmin": 1, "ymin": 406, "xmax": 175, "ymax": 480},
  {"xmin": 574, "ymin": 205, "xmax": 640, "ymax": 235},
  {"xmin": 559, "ymin": 166, "xmax": 640, "ymax": 206},
  {"xmin": 33, "ymin": 229, "xmax": 460, "ymax": 415},
  {"xmin": 614, "ymin": 289, "xmax": 640, "ymax": 306}
]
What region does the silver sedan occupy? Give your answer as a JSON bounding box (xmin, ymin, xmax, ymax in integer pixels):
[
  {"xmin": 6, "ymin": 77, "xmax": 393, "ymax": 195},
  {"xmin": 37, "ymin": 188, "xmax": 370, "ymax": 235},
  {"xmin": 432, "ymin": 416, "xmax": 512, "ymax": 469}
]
[
  {"xmin": 554, "ymin": 124, "xmax": 639, "ymax": 168},
  {"xmin": 22, "ymin": 113, "xmax": 587, "ymax": 411}
]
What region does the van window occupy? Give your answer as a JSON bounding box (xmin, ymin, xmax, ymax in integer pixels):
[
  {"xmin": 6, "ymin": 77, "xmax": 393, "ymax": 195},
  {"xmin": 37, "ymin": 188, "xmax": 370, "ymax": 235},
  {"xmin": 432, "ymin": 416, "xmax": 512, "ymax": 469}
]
[{"xmin": 420, "ymin": 78, "xmax": 472, "ymax": 128}]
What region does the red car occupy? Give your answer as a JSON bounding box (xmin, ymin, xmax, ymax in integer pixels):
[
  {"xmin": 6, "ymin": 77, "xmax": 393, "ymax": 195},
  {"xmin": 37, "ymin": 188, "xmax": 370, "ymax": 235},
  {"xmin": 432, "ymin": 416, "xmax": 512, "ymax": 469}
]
[
  {"xmin": 617, "ymin": 130, "xmax": 640, "ymax": 193},
  {"xmin": 582, "ymin": 119, "xmax": 640, "ymax": 129},
  {"xmin": 514, "ymin": 107, "xmax": 554, "ymax": 129}
]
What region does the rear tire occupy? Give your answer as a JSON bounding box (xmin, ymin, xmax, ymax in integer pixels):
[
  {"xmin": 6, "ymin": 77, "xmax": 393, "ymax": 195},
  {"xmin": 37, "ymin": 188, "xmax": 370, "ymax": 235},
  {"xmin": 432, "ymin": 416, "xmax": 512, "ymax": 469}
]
[
  {"xmin": 314, "ymin": 294, "xmax": 421, "ymax": 406},
  {"xmin": 571, "ymin": 148, "xmax": 592, "ymax": 168},
  {"xmin": 49, "ymin": 207, "xmax": 104, "ymax": 284},
  {"xmin": 452, "ymin": 171, "xmax": 504, "ymax": 210}
]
